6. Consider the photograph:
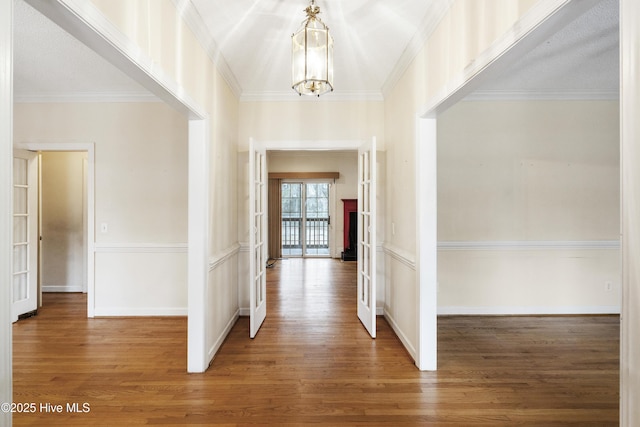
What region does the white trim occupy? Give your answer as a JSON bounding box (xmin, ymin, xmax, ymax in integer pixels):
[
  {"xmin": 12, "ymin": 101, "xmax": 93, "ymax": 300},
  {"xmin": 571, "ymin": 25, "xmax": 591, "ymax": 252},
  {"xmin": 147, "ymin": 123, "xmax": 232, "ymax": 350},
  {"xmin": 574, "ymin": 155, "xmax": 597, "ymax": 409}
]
[
  {"xmin": 239, "ymin": 308, "xmax": 250, "ymax": 317},
  {"xmin": 415, "ymin": 118, "xmax": 438, "ymax": 371},
  {"xmin": 382, "ymin": 0, "xmax": 454, "ymax": 98},
  {"xmin": 383, "ymin": 308, "xmax": 417, "ymax": 362},
  {"xmin": 438, "ymin": 240, "xmax": 621, "ymax": 251},
  {"xmin": 94, "ymin": 243, "xmax": 188, "ymax": 253},
  {"xmin": 383, "ymin": 243, "xmax": 416, "ymax": 270},
  {"xmin": 464, "ymin": 90, "xmax": 619, "ymax": 102},
  {"xmin": 94, "ymin": 307, "xmax": 187, "ymax": 316},
  {"xmin": 0, "ymin": 1, "xmax": 14, "ymax": 423},
  {"xmin": 188, "ymin": 119, "xmax": 209, "ymax": 373},
  {"xmin": 620, "ymin": 0, "xmax": 640, "ymax": 424},
  {"xmin": 42, "ymin": 286, "xmax": 85, "ymax": 293},
  {"xmin": 14, "ymin": 142, "xmax": 96, "ymax": 318},
  {"xmin": 207, "ymin": 309, "xmax": 240, "ymax": 362},
  {"xmin": 238, "ymin": 241, "xmax": 250, "ymax": 252},
  {"xmin": 170, "ymin": 0, "xmax": 242, "ymax": 98},
  {"xmin": 438, "ymin": 306, "xmax": 622, "ymax": 316},
  {"xmin": 14, "ymin": 92, "xmax": 161, "ymax": 104},
  {"xmin": 209, "ymin": 243, "xmax": 240, "ymax": 271}
]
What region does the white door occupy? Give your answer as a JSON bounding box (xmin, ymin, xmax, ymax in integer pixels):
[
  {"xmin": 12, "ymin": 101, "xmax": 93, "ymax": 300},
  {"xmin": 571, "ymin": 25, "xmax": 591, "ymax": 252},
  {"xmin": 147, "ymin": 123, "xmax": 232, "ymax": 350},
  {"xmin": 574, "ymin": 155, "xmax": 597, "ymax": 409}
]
[
  {"xmin": 357, "ymin": 138, "xmax": 376, "ymax": 338},
  {"xmin": 249, "ymin": 139, "xmax": 267, "ymax": 338},
  {"xmin": 12, "ymin": 149, "xmax": 39, "ymax": 322}
]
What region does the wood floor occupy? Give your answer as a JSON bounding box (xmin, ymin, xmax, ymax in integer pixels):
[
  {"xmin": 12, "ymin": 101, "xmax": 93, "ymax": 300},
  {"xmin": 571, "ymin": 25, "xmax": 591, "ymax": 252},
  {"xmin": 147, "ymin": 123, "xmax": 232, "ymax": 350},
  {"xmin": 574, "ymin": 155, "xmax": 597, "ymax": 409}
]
[{"xmin": 13, "ymin": 258, "xmax": 619, "ymax": 426}]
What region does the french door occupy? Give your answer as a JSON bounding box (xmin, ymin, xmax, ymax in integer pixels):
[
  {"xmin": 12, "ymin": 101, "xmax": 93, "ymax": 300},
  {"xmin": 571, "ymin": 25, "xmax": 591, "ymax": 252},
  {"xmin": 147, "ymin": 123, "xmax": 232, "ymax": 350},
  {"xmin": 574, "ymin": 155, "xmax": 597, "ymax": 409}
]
[
  {"xmin": 249, "ymin": 140, "xmax": 267, "ymax": 338},
  {"xmin": 281, "ymin": 181, "xmax": 331, "ymax": 257},
  {"xmin": 12, "ymin": 149, "xmax": 39, "ymax": 322},
  {"xmin": 357, "ymin": 138, "xmax": 376, "ymax": 338}
]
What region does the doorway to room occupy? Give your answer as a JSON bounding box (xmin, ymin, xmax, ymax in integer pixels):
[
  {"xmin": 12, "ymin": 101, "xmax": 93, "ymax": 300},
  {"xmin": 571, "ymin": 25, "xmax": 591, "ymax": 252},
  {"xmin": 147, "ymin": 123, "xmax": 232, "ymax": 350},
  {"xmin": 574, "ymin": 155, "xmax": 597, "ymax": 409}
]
[
  {"xmin": 249, "ymin": 140, "xmax": 378, "ymax": 340},
  {"xmin": 280, "ymin": 181, "xmax": 331, "ymax": 257},
  {"xmin": 13, "ymin": 143, "xmax": 94, "ymax": 321}
]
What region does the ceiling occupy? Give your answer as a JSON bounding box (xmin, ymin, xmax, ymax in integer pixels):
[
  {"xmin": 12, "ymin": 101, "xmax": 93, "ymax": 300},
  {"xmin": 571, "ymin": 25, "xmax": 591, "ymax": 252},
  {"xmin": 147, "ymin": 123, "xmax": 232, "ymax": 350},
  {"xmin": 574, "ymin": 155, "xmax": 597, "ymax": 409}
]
[{"xmin": 13, "ymin": 0, "xmax": 619, "ymax": 103}]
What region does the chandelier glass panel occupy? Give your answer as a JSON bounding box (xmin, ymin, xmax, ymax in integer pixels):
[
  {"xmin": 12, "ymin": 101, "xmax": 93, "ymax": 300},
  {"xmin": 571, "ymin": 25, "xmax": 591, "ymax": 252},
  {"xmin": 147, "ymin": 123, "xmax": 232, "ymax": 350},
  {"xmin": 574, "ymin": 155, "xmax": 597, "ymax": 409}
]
[{"xmin": 291, "ymin": 0, "xmax": 334, "ymax": 96}]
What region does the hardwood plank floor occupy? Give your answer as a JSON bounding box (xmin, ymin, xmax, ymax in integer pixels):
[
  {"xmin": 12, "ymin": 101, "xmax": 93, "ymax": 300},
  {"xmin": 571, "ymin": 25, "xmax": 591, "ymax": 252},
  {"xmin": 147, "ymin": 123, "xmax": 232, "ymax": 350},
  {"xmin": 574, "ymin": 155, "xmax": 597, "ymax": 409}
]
[{"xmin": 12, "ymin": 258, "xmax": 619, "ymax": 426}]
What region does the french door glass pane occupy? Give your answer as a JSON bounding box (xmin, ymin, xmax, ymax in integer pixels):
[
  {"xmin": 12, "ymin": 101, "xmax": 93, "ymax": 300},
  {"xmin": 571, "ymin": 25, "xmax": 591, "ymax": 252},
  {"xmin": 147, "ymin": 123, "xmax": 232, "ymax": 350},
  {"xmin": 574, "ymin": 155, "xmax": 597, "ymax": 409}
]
[
  {"xmin": 304, "ymin": 183, "xmax": 329, "ymax": 256},
  {"xmin": 282, "ymin": 183, "xmax": 303, "ymax": 256}
]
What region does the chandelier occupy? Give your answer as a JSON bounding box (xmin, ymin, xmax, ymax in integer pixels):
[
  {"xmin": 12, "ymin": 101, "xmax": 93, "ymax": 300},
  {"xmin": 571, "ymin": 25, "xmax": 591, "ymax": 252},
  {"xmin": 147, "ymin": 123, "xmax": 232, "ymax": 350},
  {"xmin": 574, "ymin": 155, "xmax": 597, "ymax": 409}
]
[{"xmin": 291, "ymin": 0, "xmax": 334, "ymax": 97}]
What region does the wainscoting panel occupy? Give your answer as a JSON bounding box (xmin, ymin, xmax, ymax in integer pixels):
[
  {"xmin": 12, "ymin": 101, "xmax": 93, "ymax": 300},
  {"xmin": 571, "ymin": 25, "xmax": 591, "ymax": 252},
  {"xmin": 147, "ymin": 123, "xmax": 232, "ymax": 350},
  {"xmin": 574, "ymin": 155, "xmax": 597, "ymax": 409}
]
[{"xmin": 93, "ymin": 244, "xmax": 187, "ymax": 316}]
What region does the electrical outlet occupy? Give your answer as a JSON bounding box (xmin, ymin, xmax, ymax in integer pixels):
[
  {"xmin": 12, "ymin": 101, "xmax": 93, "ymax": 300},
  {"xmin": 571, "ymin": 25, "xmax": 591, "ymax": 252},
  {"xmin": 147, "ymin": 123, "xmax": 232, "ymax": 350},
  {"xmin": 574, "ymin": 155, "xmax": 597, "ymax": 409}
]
[{"xmin": 605, "ymin": 281, "xmax": 613, "ymax": 292}]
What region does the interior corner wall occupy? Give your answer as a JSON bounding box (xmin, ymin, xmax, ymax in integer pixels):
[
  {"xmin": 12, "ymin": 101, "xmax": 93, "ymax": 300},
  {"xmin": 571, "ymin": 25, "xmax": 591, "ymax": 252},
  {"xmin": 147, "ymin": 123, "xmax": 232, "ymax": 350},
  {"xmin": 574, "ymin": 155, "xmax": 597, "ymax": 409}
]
[
  {"xmin": 383, "ymin": 0, "xmax": 541, "ymax": 359},
  {"xmin": 207, "ymin": 80, "xmax": 240, "ymax": 357},
  {"xmin": 13, "ymin": 102, "xmax": 189, "ymax": 315},
  {"xmin": 437, "ymin": 100, "xmax": 620, "ymax": 314}
]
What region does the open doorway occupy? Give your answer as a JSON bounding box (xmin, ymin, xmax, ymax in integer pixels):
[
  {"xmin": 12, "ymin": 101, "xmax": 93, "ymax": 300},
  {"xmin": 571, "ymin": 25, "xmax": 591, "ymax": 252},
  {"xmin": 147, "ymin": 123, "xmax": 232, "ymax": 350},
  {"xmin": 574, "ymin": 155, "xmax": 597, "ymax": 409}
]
[
  {"xmin": 14, "ymin": 143, "xmax": 95, "ymax": 319},
  {"xmin": 267, "ymin": 150, "xmax": 358, "ymax": 260},
  {"xmin": 38, "ymin": 151, "xmax": 88, "ymax": 299},
  {"xmin": 248, "ymin": 141, "xmax": 380, "ymax": 339}
]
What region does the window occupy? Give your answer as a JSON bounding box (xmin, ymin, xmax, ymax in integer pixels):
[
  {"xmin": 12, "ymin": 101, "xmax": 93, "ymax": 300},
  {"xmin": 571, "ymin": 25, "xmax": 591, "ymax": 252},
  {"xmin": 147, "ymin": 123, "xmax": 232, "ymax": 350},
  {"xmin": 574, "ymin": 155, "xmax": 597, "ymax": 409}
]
[{"xmin": 281, "ymin": 182, "xmax": 330, "ymax": 256}]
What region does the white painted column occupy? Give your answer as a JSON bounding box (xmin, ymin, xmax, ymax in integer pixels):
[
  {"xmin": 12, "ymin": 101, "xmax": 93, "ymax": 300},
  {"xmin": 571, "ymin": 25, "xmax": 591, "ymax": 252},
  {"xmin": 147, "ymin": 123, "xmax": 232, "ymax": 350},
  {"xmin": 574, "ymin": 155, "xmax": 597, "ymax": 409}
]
[
  {"xmin": 416, "ymin": 117, "xmax": 437, "ymax": 370},
  {"xmin": 0, "ymin": 0, "xmax": 13, "ymax": 423},
  {"xmin": 620, "ymin": 0, "xmax": 640, "ymax": 424},
  {"xmin": 187, "ymin": 119, "xmax": 210, "ymax": 373}
]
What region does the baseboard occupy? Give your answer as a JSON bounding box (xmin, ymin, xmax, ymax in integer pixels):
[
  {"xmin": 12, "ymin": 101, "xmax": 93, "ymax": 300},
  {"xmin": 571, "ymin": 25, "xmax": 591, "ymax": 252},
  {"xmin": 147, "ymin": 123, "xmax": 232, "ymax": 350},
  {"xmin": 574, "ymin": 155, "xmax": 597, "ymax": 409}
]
[
  {"xmin": 383, "ymin": 308, "xmax": 417, "ymax": 362},
  {"xmin": 93, "ymin": 307, "xmax": 188, "ymax": 316},
  {"xmin": 437, "ymin": 305, "xmax": 622, "ymax": 316},
  {"xmin": 207, "ymin": 309, "xmax": 240, "ymax": 365},
  {"xmin": 42, "ymin": 286, "xmax": 84, "ymax": 293}
]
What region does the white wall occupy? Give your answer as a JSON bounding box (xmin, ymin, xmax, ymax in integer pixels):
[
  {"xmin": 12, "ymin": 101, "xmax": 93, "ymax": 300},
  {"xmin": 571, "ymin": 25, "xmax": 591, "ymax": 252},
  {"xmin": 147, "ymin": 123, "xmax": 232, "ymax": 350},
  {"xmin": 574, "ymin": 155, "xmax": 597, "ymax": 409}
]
[
  {"xmin": 238, "ymin": 101, "xmax": 385, "ymax": 151},
  {"xmin": 14, "ymin": 102, "xmax": 189, "ymax": 315},
  {"xmin": 40, "ymin": 151, "xmax": 87, "ymax": 292},
  {"xmin": 436, "ymin": 100, "xmax": 620, "ymax": 314}
]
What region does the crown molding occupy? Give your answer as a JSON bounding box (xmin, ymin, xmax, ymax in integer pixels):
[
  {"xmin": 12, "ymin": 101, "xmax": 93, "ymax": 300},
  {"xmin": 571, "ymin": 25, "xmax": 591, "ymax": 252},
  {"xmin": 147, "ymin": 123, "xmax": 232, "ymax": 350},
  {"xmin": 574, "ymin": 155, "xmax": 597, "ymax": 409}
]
[
  {"xmin": 382, "ymin": 0, "xmax": 455, "ymax": 98},
  {"xmin": 463, "ymin": 89, "xmax": 620, "ymax": 101},
  {"xmin": 14, "ymin": 91, "xmax": 161, "ymax": 103},
  {"xmin": 171, "ymin": 0, "xmax": 242, "ymax": 98},
  {"xmin": 240, "ymin": 90, "xmax": 384, "ymax": 103}
]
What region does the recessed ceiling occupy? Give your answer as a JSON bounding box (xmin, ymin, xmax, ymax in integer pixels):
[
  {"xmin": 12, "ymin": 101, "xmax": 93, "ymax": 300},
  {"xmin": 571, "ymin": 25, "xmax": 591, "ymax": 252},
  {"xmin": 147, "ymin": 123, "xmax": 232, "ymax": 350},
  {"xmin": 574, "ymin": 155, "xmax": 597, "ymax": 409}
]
[{"xmin": 12, "ymin": 0, "xmax": 619, "ymax": 103}]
